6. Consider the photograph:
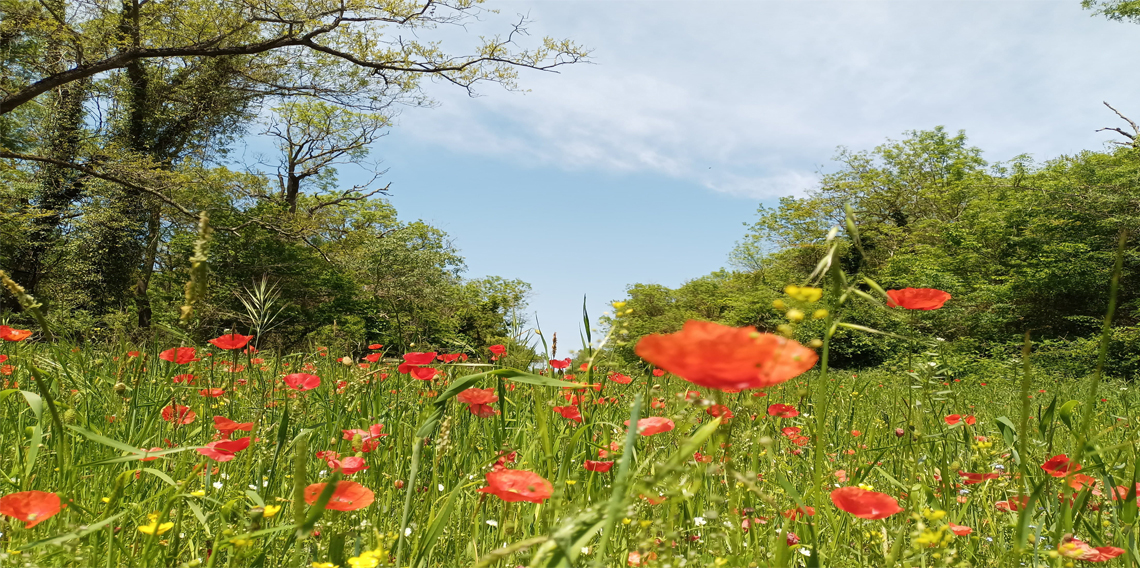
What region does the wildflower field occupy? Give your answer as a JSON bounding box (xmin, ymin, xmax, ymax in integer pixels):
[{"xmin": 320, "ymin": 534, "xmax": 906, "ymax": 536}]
[{"xmin": 0, "ymin": 222, "xmax": 1133, "ymax": 568}]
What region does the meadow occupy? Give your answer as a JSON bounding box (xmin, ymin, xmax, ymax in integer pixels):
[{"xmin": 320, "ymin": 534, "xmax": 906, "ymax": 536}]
[{"xmin": 0, "ymin": 230, "xmax": 1133, "ymax": 568}]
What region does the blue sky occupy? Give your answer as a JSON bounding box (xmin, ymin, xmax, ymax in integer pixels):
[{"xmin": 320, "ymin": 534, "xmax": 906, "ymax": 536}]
[{"xmin": 287, "ymin": 1, "xmax": 1140, "ymax": 344}]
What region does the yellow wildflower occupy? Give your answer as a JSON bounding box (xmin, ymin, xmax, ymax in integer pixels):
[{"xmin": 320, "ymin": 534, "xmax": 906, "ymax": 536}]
[{"xmin": 262, "ymin": 505, "xmax": 282, "ymax": 518}]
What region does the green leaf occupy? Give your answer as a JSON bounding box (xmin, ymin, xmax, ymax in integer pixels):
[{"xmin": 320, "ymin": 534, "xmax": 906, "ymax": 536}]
[
  {"xmin": 412, "ymin": 481, "xmax": 467, "ymax": 567},
  {"xmin": 995, "ymin": 416, "xmax": 1018, "ymax": 447},
  {"xmin": 1058, "ymin": 400, "xmax": 1081, "ymax": 429}
]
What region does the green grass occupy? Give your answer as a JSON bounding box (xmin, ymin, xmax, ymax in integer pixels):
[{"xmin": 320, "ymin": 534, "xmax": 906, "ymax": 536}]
[{"xmin": 0, "ymin": 337, "xmax": 1137, "ymax": 568}]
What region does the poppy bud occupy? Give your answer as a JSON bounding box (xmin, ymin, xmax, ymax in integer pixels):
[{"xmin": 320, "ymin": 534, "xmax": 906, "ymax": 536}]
[
  {"xmin": 113, "ymin": 382, "xmax": 127, "ymax": 395},
  {"xmin": 395, "ymin": 480, "xmax": 405, "ymax": 489},
  {"xmin": 895, "ymin": 428, "xmax": 905, "ymax": 437},
  {"xmin": 786, "ymin": 532, "xmax": 800, "ymax": 546}
]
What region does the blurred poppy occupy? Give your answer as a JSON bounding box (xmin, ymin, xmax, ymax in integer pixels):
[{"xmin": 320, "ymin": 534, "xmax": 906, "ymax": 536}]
[
  {"xmin": 0, "ymin": 325, "xmax": 32, "ymax": 342},
  {"xmin": 706, "ymin": 404, "xmax": 733, "ymax": 420},
  {"xmin": 492, "ymin": 451, "xmax": 517, "ymax": 472},
  {"xmin": 207, "ymin": 333, "xmax": 253, "ymax": 350},
  {"xmin": 584, "ymin": 460, "xmax": 615, "ymax": 472},
  {"xmin": 303, "ymin": 481, "xmax": 374, "ymax": 511},
  {"xmin": 457, "ymin": 388, "xmax": 498, "ymax": 417},
  {"xmin": 609, "ymin": 372, "xmax": 632, "ymax": 385},
  {"xmin": 316, "ymin": 450, "xmax": 340, "ymax": 461},
  {"xmin": 958, "ymin": 471, "xmax": 1000, "ymax": 484},
  {"xmin": 781, "ymin": 426, "xmax": 801, "ymax": 437},
  {"xmin": 1041, "ymin": 455, "xmax": 1080, "ymax": 478},
  {"xmin": 214, "ymin": 416, "xmax": 254, "ymax": 437},
  {"xmin": 198, "ymin": 388, "xmax": 225, "ymax": 397},
  {"xmin": 626, "ymin": 417, "xmax": 675, "ymax": 436},
  {"xmin": 995, "ymin": 496, "xmax": 1029, "ymax": 512},
  {"xmin": 885, "ymin": 288, "xmax": 951, "ymax": 310},
  {"xmin": 650, "ymin": 398, "xmax": 665, "ymax": 409},
  {"xmin": 159, "ymin": 347, "xmax": 198, "ymax": 364},
  {"xmin": 553, "ymin": 406, "xmax": 583, "ymax": 423},
  {"xmin": 1058, "ymin": 536, "xmax": 1124, "ymax": 562},
  {"xmin": 139, "ymin": 446, "xmax": 163, "ymax": 462},
  {"xmin": 0, "ymin": 491, "xmax": 60, "ymax": 528},
  {"xmin": 438, "ymin": 353, "xmax": 464, "ymax": 363},
  {"xmin": 172, "ymin": 374, "xmax": 196, "ymax": 384},
  {"xmin": 964, "ymin": 415, "xmax": 976, "ymax": 425},
  {"xmin": 161, "ymin": 405, "xmax": 196, "ymax": 424},
  {"xmin": 197, "ymin": 436, "xmax": 250, "ymax": 462},
  {"xmin": 368, "ymin": 343, "xmax": 383, "ymax": 350},
  {"xmin": 363, "ymin": 353, "xmax": 382, "ymax": 363},
  {"xmin": 767, "ymin": 404, "xmax": 799, "ymax": 418},
  {"xmin": 328, "ymin": 456, "xmax": 369, "ymax": 475},
  {"xmin": 127, "ymin": 351, "xmax": 140, "ymax": 358},
  {"xmin": 634, "ymin": 320, "xmax": 818, "ymax": 391},
  {"xmin": 397, "ymin": 352, "xmax": 437, "ymax": 374},
  {"xmin": 283, "ymin": 373, "xmax": 320, "ymax": 391},
  {"xmin": 782, "ymin": 506, "xmax": 815, "ymax": 520},
  {"xmin": 489, "ymin": 345, "xmax": 506, "ymax": 355},
  {"xmin": 652, "ymin": 369, "xmax": 665, "ymax": 377},
  {"xmin": 342, "ymin": 424, "xmax": 387, "ymax": 443},
  {"xmin": 409, "ymin": 367, "xmax": 440, "ymax": 381},
  {"xmin": 830, "ymin": 487, "xmax": 903, "ymax": 519},
  {"xmin": 477, "ymin": 470, "xmax": 552, "ymax": 504},
  {"xmin": 949, "ymin": 523, "xmax": 972, "ymax": 536},
  {"xmin": 944, "ymin": 414, "xmax": 961, "ymax": 425},
  {"xmin": 549, "ymin": 358, "xmax": 572, "ymax": 370}
]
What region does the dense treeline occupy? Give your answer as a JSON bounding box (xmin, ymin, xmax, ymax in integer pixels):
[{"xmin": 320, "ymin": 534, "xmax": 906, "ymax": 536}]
[
  {"xmin": 609, "ymin": 127, "xmax": 1140, "ymax": 377},
  {"xmin": 0, "ymin": 0, "xmax": 585, "ymax": 353}
]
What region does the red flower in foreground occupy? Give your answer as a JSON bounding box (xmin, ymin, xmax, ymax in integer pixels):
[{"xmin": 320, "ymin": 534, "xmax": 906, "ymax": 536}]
[
  {"xmin": 584, "ymin": 460, "xmax": 615, "ymax": 472},
  {"xmin": 159, "ymin": 347, "xmax": 198, "ymax": 365},
  {"xmin": 830, "ymin": 487, "xmax": 904, "ymax": 520},
  {"xmin": 964, "ymin": 415, "xmax": 976, "ymax": 425},
  {"xmin": 0, "ymin": 491, "xmax": 61, "ymax": 528},
  {"xmin": 958, "ymin": 471, "xmax": 1000, "ymax": 485},
  {"xmin": 303, "ymin": 481, "xmax": 375, "ymax": 511},
  {"xmin": 283, "ymin": 373, "xmax": 321, "ymax": 391},
  {"xmin": 885, "ymin": 288, "xmax": 951, "ymax": 310},
  {"xmin": 767, "ymin": 403, "xmax": 799, "ymax": 418},
  {"xmin": 549, "ymin": 358, "xmax": 572, "ymax": 370},
  {"xmin": 161, "ymin": 404, "xmax": 196, "ymax": 424},
  {"xmin": 207, "ymin": 333, "xmax": 253, "ymax": 350},
  {"xmin": 363, "ymin": 353, "xmax": 382, "ymax": 363},
  {"xmin": 457, "ymin": 388, "xmax": 498, "ymax": 417},
  {"xmin": 626, "ymin": 417, "xmax": 675, "ymax": 436},
  {"xmin": 1042, "ymin": 454, "xmax": 1080, "ymax": 478},
  {"xmin": 489, "ymin": 344, "xmax": 506, "ymax": 355},
  {"xmin": 197, "ymin": 436, "xmax": 250, "ymax": 462},
  {"xmin": 553, "ymin": 406, "xmax": 583, "ymax": 423},
  {"xmin": 478, "ymin": 470, "xmax": 552, "ymax": 504},
  {"xmin": 0, "ymin": 325, "xmax": 33, "ymax": 342},
  {"xmin": 944, "ymin": 414, "xmax": 961, "ymax": 425},
  {"xmin": 634, "ymin": 320, "xmax": 818, "ymax": 391},
  {"xmin": 409, "ymin": 366, "xmax": 440, "ymax": 381},
  {"xmin": 213, "ymin": 416, "xmax": 254, "ymax": 436},
  {"xmin": 949, "ymin": 523, "xmax": 973, "ymax": 536}
]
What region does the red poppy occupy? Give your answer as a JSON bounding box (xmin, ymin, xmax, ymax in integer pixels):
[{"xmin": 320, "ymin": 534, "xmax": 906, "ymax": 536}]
[
  {"xmin": 640, "ymin": 494, "xmax": 667, "ymax": 505},
  {"xmin": 584, "ymin": 460, "xmax": 615, "ymax": 472},
  {"xmin": 127, "ymin": 351, "xmax": 141, "ymax": 358},
  {"xmin": 830, "ymin": 487, "xmax": 904, "ymax": 520},
  {"xmin": 489, "ymin": 345, "xmax": 506, "ymax": 355},
  {"xmin": 885, "ymin": 288, "xmax": 951, "ymax": 310},
  {"xmin": 0, "ymin": 325, "xmax": 33, "ymax": 342},
  {"xmin": 948, "ymin": 523, "xmax": 972, "ymax": 536},
  {"xmin": 363, "ymin": 353, "xmax": 382, "ymax": 363},
  {"xmin": 964, "ymin": 415, "xmax": 976, "ymax": 425},
  {"xmin": 944, "ymin": 414, "xmax": 961, "ymax": 425},
  {"xmin": 197, "ymin": 436, "xmax": 250, "ymax": 462},
  {"xmin": 958, "ymin": 471, "xmax": 1000, "ymax": 484},
  {"xmin": 553, "ymin": 406, "xmax": 583, "ymax": 423},
  {"xmin": 316, "ymin": 450, "xmax": 340, "ymax": 461},
  {"xmin": 608, "ymin": 372, "xmax": 632, "ymax": 385},
  {"xmin": 781, "ymin": 426, "xmax": 801, "ymax": 437},
  {"xmin": 409, "ymin": 367, "xmax": 440, "ymax": 381},
  {"xmin": 652, "ymin": 369, "xmax": 665, "ymax": 377},
  {"xmin": 477, "ymin": 470, "xmax": 552, "ymax": 504},
  {"xmin": 342, "ymin": 424, "xmax": 387, "ymax": 443},
  {"xmin": 457, "ymin": 388, "xmax": 498, "ymax": 417},
  {"xmin": 0, "ymin": 355, "xmax": 6, "ymax": 364},
  {"xmin": 397, "ymin": 352, "xmax": 437, "ymax": 374},
  {"xmin": 172, "ymin": 374, "xmax": 196, "ymax": 384},
  {"xmin": 213, "ymin": 416, "xmax": 254, "ymax": 436},
  {"xmin": 283, "ymin": 373, "xmax": 321, "ymax": 391},
  {"xmin": 790, "ymin": 435, "xmax": 811, "ymax": 446},
  {"xmin": 437, "ymin": 353, "xmax": 462, "ymax": 363},
  {"xmin": 198, "ymin": 388, "xmax": 225, "ymax": 397},
  {"xmin": 1067, "ymin": 473, "xmax": 1096, "ymax": 491},
  {"xmin": 0, "ymin": 491, "xmax": 61, "ymax": 528},
  {"xmin": 782, "ymin": 506, "xmax": 816, "ymax": 520},
  {"xmin": 767, "ymin": 404, "xmax": 799, "ymax": 418},
  {"xmin": 1041, "ymin": 454, "xmax": 1080, "ymax": 478},
  {"xmin": 368, "ymin": 343, "xmax": 383, "ymax": 350},
  {"xmin": 634, "ymin": 320, "xmax": 818, "ymax": 391},
  {"xmin": 706, "ymin": 404, "xmax": 734, "ymax": 420},
  {"xmin": 159, "ymin": 347, "xmax": 199, "ymax": 364},
  {"xmin": 161, "ymin": 405, "xmax": 196, "ymax": 424},
  {"xmin": 995, "ymin": 496, "xmax": 1029, "ymax": 512},
  {"xmin": 139, "ymin": 446, "xmax": 163, "ymax": 462},
  {"xmin": 207, "ymin": 333, "xmax": 253, "ymax": 350},
  {"xmin": 328, "ymin": 456, "xmax": 369, "ymax": 475},
  {"xmin": 549, "ymin": 358, "xmax": 572, "ymax": 370},
  {"xmin": 303, "ymin": 481, "xmax": 374, "ymax": 511},
  {"xmin": 1058, "ymin": 536, "xmax": 1125, "ymax": 562},
  {"xmin": 626, "ymin": 417, "xmax": 675, "ymax": 436}
]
